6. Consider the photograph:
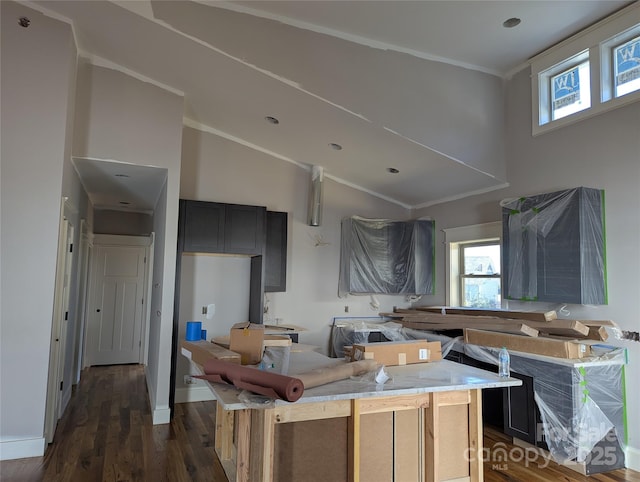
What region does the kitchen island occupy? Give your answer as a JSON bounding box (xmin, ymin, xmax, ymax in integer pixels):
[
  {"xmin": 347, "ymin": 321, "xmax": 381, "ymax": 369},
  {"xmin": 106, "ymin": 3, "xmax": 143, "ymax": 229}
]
[{"xmin": 187, "ymin": 350, "xmax": 521, "ymax": 482}]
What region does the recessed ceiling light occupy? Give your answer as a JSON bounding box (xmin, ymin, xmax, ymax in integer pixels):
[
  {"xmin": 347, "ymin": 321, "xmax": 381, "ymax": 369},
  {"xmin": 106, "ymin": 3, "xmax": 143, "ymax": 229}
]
[
  {"xmin": 119, "ymin": 201, "xmax": 131, "ymax": 205},
  {"xmin": 503, "ymin": 17, "xmax": 521, "ymax": 28},
  {"xmin": 265, "ymin": 116, "xmax": 280, "ymax": 125},
  {"xmin": 115, "ymin": 173, "xmax": 130, "ymax": 178},
  {"xmin": 329, "ymin": 143, "xmax": 343, "ymax": 151},
  {"xmin": 387, "ymin": 167, "xmax": 399, "ymax": 174}
]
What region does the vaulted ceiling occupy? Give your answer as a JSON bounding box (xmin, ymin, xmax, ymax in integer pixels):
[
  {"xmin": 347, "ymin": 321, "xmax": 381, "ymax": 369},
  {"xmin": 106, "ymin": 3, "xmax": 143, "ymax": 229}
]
[{"xmin": 32, "ymin": 0, "xmax": 632, "ymax": 211}]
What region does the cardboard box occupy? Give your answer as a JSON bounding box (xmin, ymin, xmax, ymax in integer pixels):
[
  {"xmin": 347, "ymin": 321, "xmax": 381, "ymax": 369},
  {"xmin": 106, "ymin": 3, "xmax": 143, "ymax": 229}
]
[
  {"xmin": 229, "ymin": 322, "xmax": 265, "ymax": 365},
  {"xmin": 464, "ymin": 329, "xmax": 591, "ymax": 359},
  {"xmin": 180, "ymin": 340, "xmax": 241, "ymax": 366},
  {"xmin": 351, "ymin": 340, "xmax": 442, "ymax": 366}
]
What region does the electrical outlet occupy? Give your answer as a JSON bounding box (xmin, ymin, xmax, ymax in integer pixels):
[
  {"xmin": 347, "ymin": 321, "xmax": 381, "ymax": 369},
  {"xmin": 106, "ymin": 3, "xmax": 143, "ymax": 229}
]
[
  {"xmin": 344, "ymin": 305, "xmax": 349, "ymax": 313},
  {"xmin": 183, "ymin": 375, "xmax": 196, "ymax": 385}
]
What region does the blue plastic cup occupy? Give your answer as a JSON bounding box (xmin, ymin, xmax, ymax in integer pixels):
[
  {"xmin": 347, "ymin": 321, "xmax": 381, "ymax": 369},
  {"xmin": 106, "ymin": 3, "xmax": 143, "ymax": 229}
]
[{"xmin": 185, "ymin": 321, "xmax": 202, "ymax": 341}]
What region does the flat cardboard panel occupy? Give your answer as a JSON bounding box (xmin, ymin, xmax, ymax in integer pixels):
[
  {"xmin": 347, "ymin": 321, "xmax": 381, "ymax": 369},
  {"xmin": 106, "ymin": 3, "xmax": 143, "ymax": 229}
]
[
  {"xmin": 351, "ymin": 340, "xmax": 442, "ymax": 366},
  {"xmin": 180, "ymin": 340, "xmax": 241, "ymax": 366},
  {"xmin": 439, "ymin": 404, "xmax": 471, "ymax": 480},
  {"xmin": 395, "ymin": 409, "xmax": 421, "ymax": 481},
  {"xmin": 464, "ymin": 329, "xmax": 590, "ymax": 359},
  {"xmin": 274, "ymin": 418, "xmax": 348, "ymax": 482},
  {"xmin": 360, "ymin": 412, "xmax": 393, "ymax": 482},
  {"xmin": 229, "ymin": 322, "xmax": 265, "ymax": 365}
]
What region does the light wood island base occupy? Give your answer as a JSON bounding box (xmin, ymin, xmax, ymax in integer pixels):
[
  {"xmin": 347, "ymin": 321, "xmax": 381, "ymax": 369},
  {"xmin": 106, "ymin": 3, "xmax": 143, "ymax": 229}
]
[{"xmin": 197, "ymin": 354, "xmax": 521, "ymax": 482}]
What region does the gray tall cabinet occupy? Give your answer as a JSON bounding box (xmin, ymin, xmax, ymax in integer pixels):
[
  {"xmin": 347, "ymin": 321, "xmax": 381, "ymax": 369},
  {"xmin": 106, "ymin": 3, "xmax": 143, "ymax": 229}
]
[{"xmin": 170, "ymin": 199, "xmax": 287, "ymax": 412}]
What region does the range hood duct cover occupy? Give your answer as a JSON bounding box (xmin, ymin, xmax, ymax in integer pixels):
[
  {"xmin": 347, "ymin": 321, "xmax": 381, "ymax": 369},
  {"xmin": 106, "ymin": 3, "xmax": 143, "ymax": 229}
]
[{"xmin": 308, "ymin": 165, "xmax": 324, "ymax": 227}]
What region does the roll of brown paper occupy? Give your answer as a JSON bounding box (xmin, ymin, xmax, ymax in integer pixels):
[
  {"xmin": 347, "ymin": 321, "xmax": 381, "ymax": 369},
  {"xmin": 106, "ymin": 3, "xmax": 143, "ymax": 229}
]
[
  {"xmin": 296, "ymin": 359, "xmax": 378, "ymax": 388},
  {"xmin": 195, "ymin": 358, "xmax": 304, "ymax": 402}
]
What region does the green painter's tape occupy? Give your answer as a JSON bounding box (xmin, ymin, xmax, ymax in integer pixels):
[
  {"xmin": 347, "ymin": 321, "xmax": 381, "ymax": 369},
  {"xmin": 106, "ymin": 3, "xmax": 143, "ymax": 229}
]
[
  {"xmin": 622, "ymin": 364, "xmax": 628, "ymax": 445},
  {"xmin": 601, "ymin": 189, "xmax": 609, "ymax": 304},
  {"xmin": 578, "ymin": 367, "xmax": 588, "ymax": 404},
  {"xmin": 431, "ymin": 221, "xmax": 436, "ymax": 294}
]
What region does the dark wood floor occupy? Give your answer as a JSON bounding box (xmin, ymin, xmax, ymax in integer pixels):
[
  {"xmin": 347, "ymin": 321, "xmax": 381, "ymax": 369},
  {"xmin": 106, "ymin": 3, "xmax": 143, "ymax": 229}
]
[
  {"xmin": 1, "ymin": 364, "xmax": 638, "ymax": 482},
  {"xmin": 0, "ymin": 365, "xmax": 228, "ymax": 482}
]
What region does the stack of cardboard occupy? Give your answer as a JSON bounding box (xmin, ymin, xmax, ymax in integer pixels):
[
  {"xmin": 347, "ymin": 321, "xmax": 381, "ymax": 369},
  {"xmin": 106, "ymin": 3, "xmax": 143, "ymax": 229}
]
[{"xmin": 382, "ymin": 307, "xmax": 620, "ymax": 359}]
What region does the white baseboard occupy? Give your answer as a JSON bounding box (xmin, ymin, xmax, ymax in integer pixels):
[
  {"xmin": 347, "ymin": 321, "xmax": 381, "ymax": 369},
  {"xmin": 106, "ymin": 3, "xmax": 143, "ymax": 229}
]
[
  {"xmin": 175, "ymin": 386, "xmax": 216, "ymax": 404},
  {"xmin": 152, "ymin": 407, "xmax": 171, "ymax": 425},
  {"xmin": 626, "ymin": 445, "xmax": 640, "ymax": 471},
  {"xmin": 144, "ymin": 365, "xmax": 171, "ymax": 425},
  {"xmin": 0, "ymin": 437, "xmax": 46, "ymax": 461}
]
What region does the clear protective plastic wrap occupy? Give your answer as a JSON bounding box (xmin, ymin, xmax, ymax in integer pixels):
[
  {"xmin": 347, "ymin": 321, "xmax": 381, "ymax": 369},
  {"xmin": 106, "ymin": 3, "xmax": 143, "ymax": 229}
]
[
  {"xmin": 339, "ymin": 216, "xmax": 434, "ymax": 296},
  {"xmin": 501, "ymin": 187, "xmax": 607, "ymax": 305},
  {"xmin": 330, "ymin": 318, "xmax": 626, "ymax": 467}
]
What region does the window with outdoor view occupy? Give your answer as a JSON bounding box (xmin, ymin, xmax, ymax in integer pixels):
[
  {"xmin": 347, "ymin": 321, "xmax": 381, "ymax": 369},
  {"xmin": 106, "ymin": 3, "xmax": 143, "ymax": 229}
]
[{"xmin": 460, "ymin": 242, "xmax": 501, "ymax": 309}]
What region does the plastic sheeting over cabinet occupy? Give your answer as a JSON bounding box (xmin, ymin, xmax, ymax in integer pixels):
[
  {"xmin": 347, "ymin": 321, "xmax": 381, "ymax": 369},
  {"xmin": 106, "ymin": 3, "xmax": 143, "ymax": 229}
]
[
  {"xmin": 501, "ymin": 187, "xmax": 607, "ymax": 304},
  {"xmin": 339, "ymin": 216, "xmax": 435, "ymax": 296}
]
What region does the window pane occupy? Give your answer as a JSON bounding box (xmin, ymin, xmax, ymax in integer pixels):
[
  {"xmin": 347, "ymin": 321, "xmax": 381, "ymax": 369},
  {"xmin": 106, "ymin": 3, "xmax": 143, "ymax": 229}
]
[
  {"xmin": 462, "ymin": 277, "xmax": 501, "ymax": 309},
  {"xmin": 463, "ymin": 244, "xmax": 500, "ymax": 275},
  {"xmin": 615, "ymin": 36, "xmax": 640, "ymax": 97},
  {"xmin": 551, "ymin": 61, "xmax": 591, "ymax": 120}
]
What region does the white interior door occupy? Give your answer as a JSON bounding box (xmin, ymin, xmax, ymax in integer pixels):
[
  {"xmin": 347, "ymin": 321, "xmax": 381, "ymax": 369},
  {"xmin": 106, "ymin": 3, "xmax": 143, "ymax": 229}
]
[
  {"xmin": 45, "ymin": 207, "xmax": 75, "ymax": 444},
  {"xmin": 88, "ymin": 245, "xmax": 146, "ymax": 365}
]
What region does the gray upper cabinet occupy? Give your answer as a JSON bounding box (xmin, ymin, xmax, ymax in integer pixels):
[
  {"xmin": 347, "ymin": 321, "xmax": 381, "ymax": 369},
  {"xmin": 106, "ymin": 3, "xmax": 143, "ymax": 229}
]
[
  {"xmin": 501, "ymin": 187, "xmax": 607, "ymax": 305},
  {"xmin": 264, "ymin": 211, "xmax": 288, "ymax": 292},
  {"xmin": 180, "ymin": 200, "xmax": 266, "ymax": 255}
]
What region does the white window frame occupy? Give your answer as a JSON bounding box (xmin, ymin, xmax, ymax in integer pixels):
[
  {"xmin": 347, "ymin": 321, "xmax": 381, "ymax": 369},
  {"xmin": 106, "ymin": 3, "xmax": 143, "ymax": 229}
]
[
  {"xmin": 444, "ymin": 222, "xmax": 502, "ymax": 307},
  {"xmin": 531, "ymin": 2, "xmax": 640, "ymax": 136}
]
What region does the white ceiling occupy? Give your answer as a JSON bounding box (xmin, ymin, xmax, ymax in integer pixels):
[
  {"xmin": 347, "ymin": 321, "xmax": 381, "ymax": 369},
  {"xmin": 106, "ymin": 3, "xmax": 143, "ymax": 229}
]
[{"xmin": 32, "ymin": 0, "xmax": 632, "ymax": 212}]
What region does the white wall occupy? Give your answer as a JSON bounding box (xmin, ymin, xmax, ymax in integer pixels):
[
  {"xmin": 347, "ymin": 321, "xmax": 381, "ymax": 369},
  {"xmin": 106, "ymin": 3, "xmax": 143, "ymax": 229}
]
[
  {"xmin": 93, "ymin": 209, "xmax": 153, "ymax": 235},
  {"xmin": 178, "ymin": 126, "xmax": 414, "ymax": 396},
  {"xmin": 74, "ymin": 63, "xmax": 184, "ymax": 424},
  {"xmin": 0, "ymin": 2, "xmax": 78, "ymax": 459},
  {"xmin": 175, "ymin": 255, "xmax": 252, "ymax": 401},
  {"xmin": 415, "ymin": 67, "xmax": 640, "ymax": 469}
]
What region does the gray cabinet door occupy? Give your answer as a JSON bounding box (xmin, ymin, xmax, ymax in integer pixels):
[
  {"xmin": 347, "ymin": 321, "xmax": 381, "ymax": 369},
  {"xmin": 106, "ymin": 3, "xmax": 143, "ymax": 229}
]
[
  {"xmin": 264, "ymin": 211, "xmax": 287, "ymax": 292},
  {"xmin": 224, "ymin": 204, "xmax": 266, "ymax": 255},
  {"xmin": 181, "ymin": 200, "xmax": 225, "ymax": 253}
]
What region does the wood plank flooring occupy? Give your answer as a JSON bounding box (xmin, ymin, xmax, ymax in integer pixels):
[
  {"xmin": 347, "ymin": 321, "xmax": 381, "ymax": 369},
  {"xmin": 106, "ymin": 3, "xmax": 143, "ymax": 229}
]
[
  {"xmin": 1, "ymin": 364, "xmax": 638, "ymax": 481},
  {"xmin": 0, "ymin": 365, "xmax": 227, "ymax": 482}
]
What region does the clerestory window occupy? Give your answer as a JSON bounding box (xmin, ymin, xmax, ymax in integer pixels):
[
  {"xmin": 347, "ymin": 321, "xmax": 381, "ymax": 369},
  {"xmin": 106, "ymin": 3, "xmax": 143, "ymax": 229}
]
[{"xmin": 531, "ymin": 3, "xmax": 639, "ymax": 135}]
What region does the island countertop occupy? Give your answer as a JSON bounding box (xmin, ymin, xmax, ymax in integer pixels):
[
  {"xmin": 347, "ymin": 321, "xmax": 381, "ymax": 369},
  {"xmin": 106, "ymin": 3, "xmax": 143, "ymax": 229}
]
[{"xmin": 206, "ymin": 351, "xmax": 521, "ymax": 411}]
